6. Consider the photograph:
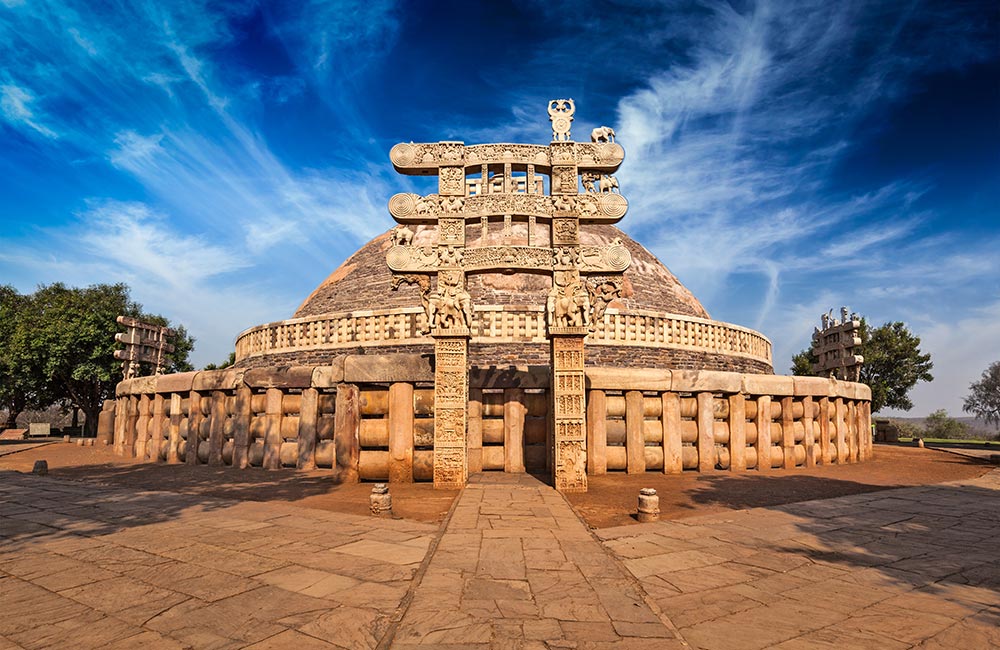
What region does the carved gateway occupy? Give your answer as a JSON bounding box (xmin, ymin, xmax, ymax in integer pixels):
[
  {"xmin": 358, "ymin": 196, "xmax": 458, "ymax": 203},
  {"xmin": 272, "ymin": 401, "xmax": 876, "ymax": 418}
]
[{"xmin": 385, "ymin": 101, "xmax": 630, "ymax": 491}]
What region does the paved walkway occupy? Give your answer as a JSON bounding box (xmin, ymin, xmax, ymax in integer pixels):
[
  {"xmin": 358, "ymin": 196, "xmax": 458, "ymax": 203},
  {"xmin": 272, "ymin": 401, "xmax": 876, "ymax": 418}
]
[
  {"xmin": 598, "ymin": 469, "xmax": 1000, "ymax": 650},
  {"xmin": 2, "ymin": 465, "xmax": 999, "ymax": 649},
  {"xmin": 387, "ymin": 473, "xmax": 684, "ymax": 649}
]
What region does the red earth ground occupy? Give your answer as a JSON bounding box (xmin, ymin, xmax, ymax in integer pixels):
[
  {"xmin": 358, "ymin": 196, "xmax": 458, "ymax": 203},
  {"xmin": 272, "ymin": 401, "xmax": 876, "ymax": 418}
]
[{"xmin": 1, "ymin": 442, "xmax": 990, "ymax": 528}]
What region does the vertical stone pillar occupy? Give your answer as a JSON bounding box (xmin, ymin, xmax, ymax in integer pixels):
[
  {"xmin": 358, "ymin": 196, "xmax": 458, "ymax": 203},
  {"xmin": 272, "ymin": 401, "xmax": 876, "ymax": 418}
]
[
  {"xmin": 262, "ymin": 388, "xmax": 283, "ymax": 470},
  {"xmin": 150, "ymin": 394, "xmax": 165, "ymax": 462},
  {"xmin": 835, "ymin": 397, "xmax": 847, "ymax": 463},
  {"xmin": 122, "ymin": 396, "xmax": 139, "ymax": 458},
  {"xmin": 863, "ymin": 401, "xmax": 873, "ymax": 460},
  {"xmin": 728, "ymin": 394, "xmax": 746, "ymax": 472},
  {"xmin": 297, "ymin": 387, "xmax": 318, "ymax": 470},
  {"xmin": 233, "ymin": 385, "xmax": 251, "ymax": 469},
  {"xmin": 781, "ymin": 396, "xmax": 795, "ymax": 469},
  {"xmin": 167, "ymin": 393, "xmax": 182, "ymax": 464},
  {"xmin": 847, "ymin": 401, "xmax": 858, "ymax": 463},
  {"xmin": 586, "ymin": 389, "xmax": 607, "ymax": 475},
  {"xmin": 551, "ymin": 330, "xmax": 587, "ymax": 492},
  {"xmin": 433, "ymin": 334, "xmax": 469, "ymax": 489},
  {"xmin": 504, "ymin": 388, "xmax": 526, "ymax": 473},
  {"xmin": 334, "ymin": 384, "xmax": 360, "ymax": 483},
  {"xmin": 662, "ymin": 392, "xmax": 683, "ymax": 474},
  {"xmin": 819, "ymin": 396, "xmax": 831, "ymax": 465},
  {"xmin": 625, "ymin": 390, "xmax": 645, "ymax": 474},
  {"xmin": 113, "ymin": 397, "xmax": 127, "ymax": 455},
  {"xmin": 468, "ymin": 388, "xmax": 484, "ymax": 474},
  {"xmin": 696, "ymin": 392, "xmax": 715, "ymax": 472},
  {"xmin": 135, "ymin": 394, "xmax": 151, "ymax": 460},
  {"xmin": 186, "ymin": 391, "xmax": 202, "ymax": 465},
  {"xmin": 97, "ymin": 399, "xmax": 116, "ymax": 448},
  {"xmin": 755, "ymin": 395, "xmax": 771, "ymax": 472},
  {"xmin": 209, "ymin": 390, "xmax": 226, "ymax": 467},
  {"xmin": 802, "ymin": 395, "xmax": 816, "ymax": 467},
  {"xmin": 388, "ymin": 382, "xmax": 414, "ymax": 483}
]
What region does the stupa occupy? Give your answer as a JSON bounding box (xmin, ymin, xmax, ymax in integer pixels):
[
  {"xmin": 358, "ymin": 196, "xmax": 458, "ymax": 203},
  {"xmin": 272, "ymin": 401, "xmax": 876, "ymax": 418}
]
[{"xmin": 108, "ymin": 102, "xmax": 872, "ymax": 492}]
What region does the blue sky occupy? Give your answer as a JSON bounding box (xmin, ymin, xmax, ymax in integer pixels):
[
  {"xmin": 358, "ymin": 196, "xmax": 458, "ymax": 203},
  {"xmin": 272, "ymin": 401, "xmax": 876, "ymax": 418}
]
[{"xmin": 1, "ymin": 0, "xmax": 997, "ymax": 417}]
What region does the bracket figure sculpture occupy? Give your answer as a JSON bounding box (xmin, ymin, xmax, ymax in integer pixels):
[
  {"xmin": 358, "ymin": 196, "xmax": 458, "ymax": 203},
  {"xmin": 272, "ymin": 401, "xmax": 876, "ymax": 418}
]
[
  {"xmin": 390, "ymin": 225, "xmax": 414, "ymax": 246},
  {"xmin": 600, "ymin": 174, "xmax": 620, "ymax": 193},
  {"xmin": 427, "ymin": 270, "xmax": 473, "ymax": 333},
  {"xmin": 547, "ymin": 270, "xmax": 591, "ymax": 329}
]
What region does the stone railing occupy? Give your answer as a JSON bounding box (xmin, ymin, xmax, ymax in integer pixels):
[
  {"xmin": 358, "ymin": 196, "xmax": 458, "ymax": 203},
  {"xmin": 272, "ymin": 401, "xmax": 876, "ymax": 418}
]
[
  {"xmin": 109, "ymin": 356, "xmax": 869, "ymax": 483},
  {"xmin": 234, "ymin": 307, "xmax": 772, "ymax": 366}
]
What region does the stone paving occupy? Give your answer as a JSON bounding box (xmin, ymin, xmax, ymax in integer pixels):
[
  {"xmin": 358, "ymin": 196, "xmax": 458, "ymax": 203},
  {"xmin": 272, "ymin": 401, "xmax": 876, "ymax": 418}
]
[
  {"xmin": 2, "ymin": 466, "xmax": 999, "ymax": 649},
  {"xmin": 0, "ymin": 470, "xmax": 437, "ymax": 650},
  {"xmin": 598, "ymin": 468, "xmax": 1000, "ymax": 650},
  {"xmin": 387, "ymin": 473, "xmax": 685, "ymax": 649}
]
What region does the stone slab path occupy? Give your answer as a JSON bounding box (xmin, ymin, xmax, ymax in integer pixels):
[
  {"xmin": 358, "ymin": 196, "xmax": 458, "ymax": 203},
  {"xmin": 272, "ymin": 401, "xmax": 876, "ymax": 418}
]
[
  {"xmin": 0, "ymin": 470, "xmax": 437, "ymax": 650},
  {"xmin": 386, "ymin": 473, "xmax": 685, "ymax": 649},
  {"xmin": 598, "ymin": 469, "xmax": 1000, "ymax": 650},
  {"xmin": 3, "ymin": 464, "xmax": 999, "ymax": 649}
]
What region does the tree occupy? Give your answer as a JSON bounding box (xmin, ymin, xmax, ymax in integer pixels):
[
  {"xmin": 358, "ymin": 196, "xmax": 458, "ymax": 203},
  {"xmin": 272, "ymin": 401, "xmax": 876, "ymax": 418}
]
[
  {"xmin": 0, "ymin": 286, "xmax": 53, "ymax": 429},
  {"xmin": 963, "ymin": 361, "xmax": 1000, "ymax": 429},
  {"xmin": 9, "ymin": 283, "xmax": 194, "ymax": 435},
  {"xmin": 204, "ymin": 351, "xmax": 236, "ymax": 371},
  {"xmin": 790, "ymin": 318, "xmax": 933, "ymax": 413},
  {"xmin": 923, "ymin": 409, "xmax": 968, "ymax": 439}
]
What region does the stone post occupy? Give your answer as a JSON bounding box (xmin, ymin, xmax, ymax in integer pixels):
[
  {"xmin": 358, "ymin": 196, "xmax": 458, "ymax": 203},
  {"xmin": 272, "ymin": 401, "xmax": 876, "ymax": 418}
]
[
  {"xmin": 297, "ymin": 387, "xmax": 319, "ymax": 471},
  {"xmin": 167, "ymin": 393, "xmax": 182, "ymax": 464},
  {"xmin": 662, "ymin": 392, "xmax": 683, "ymax": 474},
  {"xmin": 625, "ymin": 390, "xmax": 645, "ymax": 474},
  {"xmin": 781, "ymin": 396, "xmax": 795, "ymax": 469},
  {"xmin": 504, "ymin": 387, "xmax": 526, "ymax": 474},
  {"xmin": 819, "ymin": 396, "xmax": 831, "ymax": 465},
  {"xmin": 233, "ymin": 385, "xmax": 252, "ymax": 469},
  {"xmin": 97, "ymin": 399, "xmax": 116, "ymax": 448},
  {"xmin": 388, "ymin": 382, "xmax": 414, "ymax": 482},
  {"xmin": 150, "ymin": 394, "xmax": 165, "ymax": 462},
  {"xmin": 334, "ymin": 383, "xmax": 360, "ymax": 483},
  {"xmin": 586, "ymin": 389, "xmax": 607, "ymax": 475},
  {"xmin": 263, "ymin": 388, "xmax": 283, "ymax": 470},
  {"xmin": 728, "ymin": 393, "xmax": 746, "ymax": 472},
  {"xmin": 803, "ymin": 396, "xmax": 816, "ymax": 467},
  {"xmin": 209, "ymin": 390, "xmax": 227, "ymax": 467},
  {"xmin": 835, "ymin": 397, "xmax": 847, "ymax": 463},
  {"xmin": 135, "ymin": 394, "xmax": 150, "ymax": 460},
  {"xmin": 433, "ymin": 333, "xmax": 469, "ymax": 489},
  {"xmin": 468, "ymin": 388, "xmax": 484, "ymax": 474},
  {"xmin": 186, "ymin": 391, "xmax": 202, "ymax": 465},
  {"xmin": 755, "ymin": 395, "xmax": 771, "ymax": 472},
  {"xmin": 696, "ymin": 392, "xmax": 715, "ymax": 472},
  {"xmin": 551, "ymin": 329, "xmax": 587, "ymax": 492}
]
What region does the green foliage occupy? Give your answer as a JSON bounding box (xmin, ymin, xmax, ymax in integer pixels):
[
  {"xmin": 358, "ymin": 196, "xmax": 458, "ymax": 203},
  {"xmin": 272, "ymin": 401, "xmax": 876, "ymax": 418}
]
[
  {"xmin": 922, "ymin": 409, "xmax": 968, "ymax": 439},
  {"xmin": 0, "ymin": 286, "xmax": 49, "ymax": 428},
  {"xmin": 204, "ymin": 351, "xmax": 236, "ymax": 371},
  {"xmin": 789, "ymin": 348, "xmax": 816, "ymax": 376},
  {"xmin": 790, "ymin": 317, "xmax": 933, "ymax": 413},
  {"xmin": 859, "ymin": 320, "xmax": 933, "ymax": 413},
  {"xmin": 1, "ymin": 283, "xmax": 193, "ymax": 434},
  {"xmin": 963, "ymin": 360, "xmax": 1000, "ymax": 429}
]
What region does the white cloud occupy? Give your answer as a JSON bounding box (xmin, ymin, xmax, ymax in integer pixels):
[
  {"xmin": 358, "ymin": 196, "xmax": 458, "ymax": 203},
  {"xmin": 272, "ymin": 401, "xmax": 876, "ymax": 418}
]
[{"xmin": 0, "ymin": 84, "xmax": 58, "ymax": 138}]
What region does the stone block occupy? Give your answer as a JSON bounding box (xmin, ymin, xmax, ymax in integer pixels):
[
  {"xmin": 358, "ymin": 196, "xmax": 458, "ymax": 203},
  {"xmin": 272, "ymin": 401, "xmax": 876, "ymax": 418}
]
[
  {"xmin": 470, "ymin": 365, "xmax": 549, "ymax": 389},
  {"xmin": 156, "ymin": 372, "xmax": 196, "ymax": 394},
  {"xmin": 793, "ymin": 376, "xmax": 832, "ymax": 396},
  {"xmin": 742, "ymin": 374, "xmax": 795, "ymax": 396},
  {"xmin": 855, "ymin": 382, "xmax": 872, "ymax": 401},
  {"xmin": 244, "ymin": 366, "xmax": 314, "ymax": 389},
  {"xmin": 586, "ymin": 368, "xmax": 671, "ymax": 391},
  {"xmin": 192, "ymin": 368, "xmax": 245, "ymax": 391},
  {"xmin": 311, "ymin": 362, "xmax": 344, "ymax": 388},
  {"xmin": 344, "ymin": 354, "xmax": 433, "ymax": 383},
  {"xmin": 671, "ymin": 369, "xmax": 742, "ymax": 393},
  {"xmin": 117, "ymin": 375, "xmax": 156, "ymax": 396}
]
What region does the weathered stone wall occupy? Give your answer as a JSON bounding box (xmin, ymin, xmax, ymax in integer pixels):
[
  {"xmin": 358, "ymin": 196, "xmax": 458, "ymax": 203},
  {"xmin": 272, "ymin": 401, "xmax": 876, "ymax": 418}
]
[{"xmin": 111, "ymin": 356, "xmax": 869, "ymax": 483}]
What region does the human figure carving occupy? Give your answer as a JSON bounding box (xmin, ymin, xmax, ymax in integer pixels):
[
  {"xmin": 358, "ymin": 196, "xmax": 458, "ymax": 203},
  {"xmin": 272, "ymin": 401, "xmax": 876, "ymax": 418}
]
[
  {"xmin": 553, "ymin": 195, "xmax": 575, "ymax": 212},
  {"xmin": 590, "ymin": 126, "xmax": 616, "ymax": 143},
  {"xmin": 427, "ymin": 271, "xmax": 472, "ymax": 332},
  {"xmin": 547, "ymin": 270, "xmax": 590, "ymax": 328},
  {"xmin": 586, "ymin": 279, "xmax": 622, "ymax": 328},
  {"xmin": 581, "ymin": 172, "xmax": 598, "ymax": 193}
]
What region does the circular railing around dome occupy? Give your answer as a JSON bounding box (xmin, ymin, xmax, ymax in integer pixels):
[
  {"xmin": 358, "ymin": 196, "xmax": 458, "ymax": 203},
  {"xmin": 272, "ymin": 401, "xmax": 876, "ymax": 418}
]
[{"xmin": 234, "ymin": 306, "xmax": 772, "ymax": 366}]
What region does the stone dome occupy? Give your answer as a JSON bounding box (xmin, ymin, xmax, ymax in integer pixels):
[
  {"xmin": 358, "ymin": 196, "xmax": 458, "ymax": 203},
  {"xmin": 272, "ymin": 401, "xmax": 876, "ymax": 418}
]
[{"xmin": 295, "ymin": 223, "xmax": 709, "ymax": 320}]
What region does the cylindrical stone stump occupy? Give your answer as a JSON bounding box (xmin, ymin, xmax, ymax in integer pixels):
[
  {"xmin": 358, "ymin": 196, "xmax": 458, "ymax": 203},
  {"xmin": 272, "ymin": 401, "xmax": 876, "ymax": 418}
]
[
  {"xmin": 637, "ymin": 487, "xmax": 660, "ymax": 523},
  {"xmin": 370, "ymin": 483, "xmax": 392, "ymax": 516}
]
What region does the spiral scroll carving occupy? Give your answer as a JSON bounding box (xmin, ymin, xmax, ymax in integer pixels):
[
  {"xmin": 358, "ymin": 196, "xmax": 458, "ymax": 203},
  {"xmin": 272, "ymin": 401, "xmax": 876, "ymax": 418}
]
[
  {"xmin": 605, "ymin": 245, "xmax": 632, "ymax": 271},
  {"xmin": 388, "ymin": 193, "xmax": 417, "ymax": 219},
  {"xmin": 389, "ymin": 143, "xmax": 415, "ymax": 167},
  {"xmin": 599, "ymin": 193, "xmax": 628, "ymax": 219}
]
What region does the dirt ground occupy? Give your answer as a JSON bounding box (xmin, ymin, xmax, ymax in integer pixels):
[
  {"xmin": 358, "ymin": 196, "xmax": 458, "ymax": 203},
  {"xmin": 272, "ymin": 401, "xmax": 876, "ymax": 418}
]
[
  {"xmin": 1, "ymin": 442, "xmax": 991, "ymax": 528},
  {"xmin": 0, "ymin": 442, "xmax": 459, "ymax": 523},
  {"xmin": 566, "ymin": 444, "xmax": 995, "ymax": 528}
]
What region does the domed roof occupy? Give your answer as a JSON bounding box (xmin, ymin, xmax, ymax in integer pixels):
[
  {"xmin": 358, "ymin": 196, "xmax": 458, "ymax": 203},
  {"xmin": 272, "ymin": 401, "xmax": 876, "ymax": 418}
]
[{"xmin": 294, "ymin": 223, "xmax": 709, "ymax": 319}]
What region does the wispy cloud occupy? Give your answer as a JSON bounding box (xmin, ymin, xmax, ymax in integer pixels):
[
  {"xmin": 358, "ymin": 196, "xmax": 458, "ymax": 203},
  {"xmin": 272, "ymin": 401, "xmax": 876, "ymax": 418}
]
[{"xmin": 0, "ymin": 83, "xmax": 57, "ymax": 138}]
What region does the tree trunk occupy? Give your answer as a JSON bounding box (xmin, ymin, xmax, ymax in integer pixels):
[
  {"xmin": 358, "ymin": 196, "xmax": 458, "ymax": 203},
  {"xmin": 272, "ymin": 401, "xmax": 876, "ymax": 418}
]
[
  {"xmin": 81, "ymin": 404, "xmax": 100, "ymax": 437},
  {"xmin": 3, "ymin": 409, "xmax": 21, "ymax": 430}
]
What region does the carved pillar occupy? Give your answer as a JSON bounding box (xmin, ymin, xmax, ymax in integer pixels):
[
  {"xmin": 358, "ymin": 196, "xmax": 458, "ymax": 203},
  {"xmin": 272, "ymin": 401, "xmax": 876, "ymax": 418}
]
[
  {"xmin": 433, "ymin": 333, "xmax": 469, "ymax": 488},
  {"xmin": 586, "ymin": 389, "xmax": 607, "ymax": 475},
  {"xmin": 551, "ymin": 330, "xmax": 587, "ymax": 493},
  {"xmin": 297, "ymin": 387, "xmax": 318, "ymax": 470},
  {"xmin": 167, "ymin": 393, "xmax": 182, "ymax": 464},
  {"xmin": 209, "ymin": 390, "xmax": 227, "ymax": 467}
]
